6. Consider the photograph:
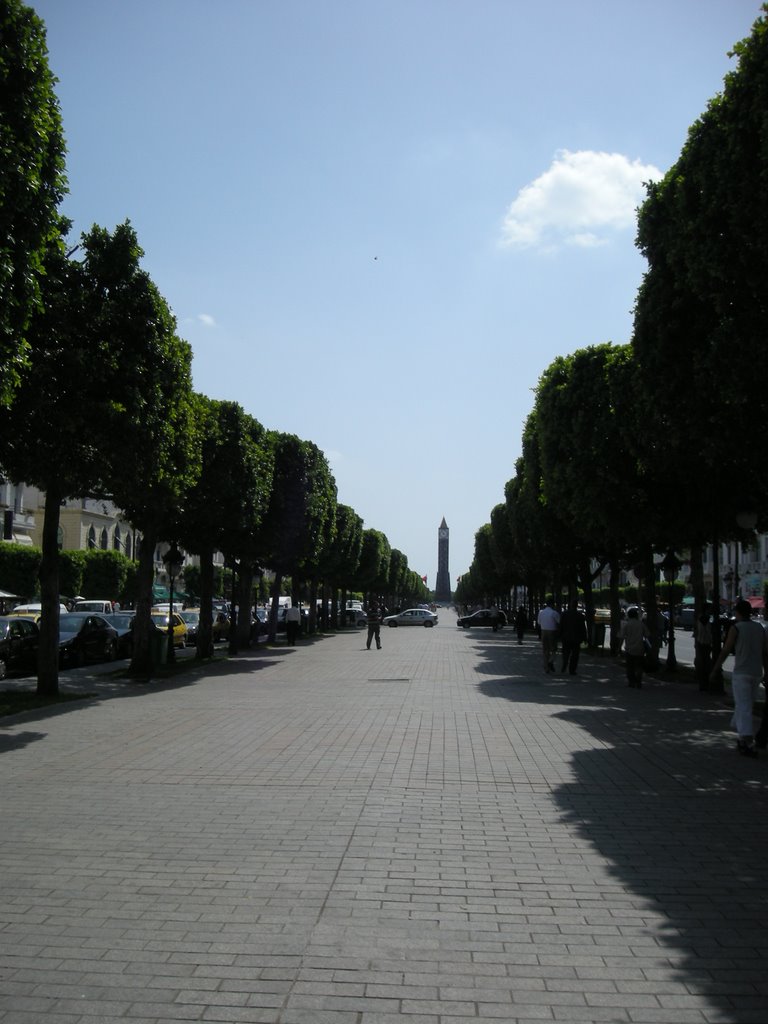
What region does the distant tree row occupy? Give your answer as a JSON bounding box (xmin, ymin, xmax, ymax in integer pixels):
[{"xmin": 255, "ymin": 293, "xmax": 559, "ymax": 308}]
[
  {"xmin": 457, "ymin": 7, "xmax": 768, "ymax": 674},
  {"xmin": 0, "ymin": 1, "xmax": 427, "ymax": 694}
]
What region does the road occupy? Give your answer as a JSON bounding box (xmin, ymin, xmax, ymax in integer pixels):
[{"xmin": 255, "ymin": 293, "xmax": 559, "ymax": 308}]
[{"xmin": 1, "ymin": 608, "xmax": 766, "ymax": 1024}]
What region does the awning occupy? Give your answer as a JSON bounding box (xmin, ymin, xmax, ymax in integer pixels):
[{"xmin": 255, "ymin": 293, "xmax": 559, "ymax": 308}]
[{"xmin": 747, "ymin": 596, "xmax": 764, "ymax": 609}]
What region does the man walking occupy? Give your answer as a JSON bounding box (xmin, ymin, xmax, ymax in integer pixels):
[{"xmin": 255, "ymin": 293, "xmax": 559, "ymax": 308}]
[
  {"xmin": 366, "ymin": 600, "xmax": 382, "ymax": 650},
  {"xmin": 285, "ymin": 603, "xmax": 301, "ymax": 645},
  {"xmin": 560, "ymin": 599, "xmax": 588, "ymax": 675},
  {"xmin": 537, "ymin": 598, "xmax": 560, "ymax": 673}
]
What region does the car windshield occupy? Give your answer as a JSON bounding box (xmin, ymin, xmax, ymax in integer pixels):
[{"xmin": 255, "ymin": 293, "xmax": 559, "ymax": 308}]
[
  {"xmin": 180, "ymin": 612, "xmax": 199, "ymax": 623},
  {"xmin": 109, "ymin": 615, "xmax": 134, "ymax": 628},
  {"xmin": 59, "ymin": 614, "xmax": 85, "ymax": 631}
]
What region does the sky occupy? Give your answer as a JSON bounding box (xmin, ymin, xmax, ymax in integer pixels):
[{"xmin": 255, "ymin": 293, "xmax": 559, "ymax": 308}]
[{"xmin": 32, "ymin": 0, "xmax": 762, "ymax": 587}]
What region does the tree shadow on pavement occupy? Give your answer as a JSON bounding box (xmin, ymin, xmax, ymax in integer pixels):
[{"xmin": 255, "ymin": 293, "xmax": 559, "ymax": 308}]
[
  {"xmin": 465, "ymin": 628, "xmax": 768, "ymax": 1020},
  {"xmin": 549, "ymin": 705, "xmax": 768, "ymax": 1022}
]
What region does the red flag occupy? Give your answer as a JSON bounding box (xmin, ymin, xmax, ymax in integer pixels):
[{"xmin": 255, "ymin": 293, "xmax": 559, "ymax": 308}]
[{"xmin": 421, "ymin": 575, "xmax": 427, "ymax": 583}]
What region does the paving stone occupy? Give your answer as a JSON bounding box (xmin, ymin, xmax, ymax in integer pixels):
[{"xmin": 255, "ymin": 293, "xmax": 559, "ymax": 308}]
[{"xmin": 1, "ymin": 617, "xmax": 766, "ymax": 1024}]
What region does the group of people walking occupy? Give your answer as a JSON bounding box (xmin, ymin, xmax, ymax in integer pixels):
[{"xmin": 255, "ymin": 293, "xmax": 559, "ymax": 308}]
[
  {"xmin": 535, "ymin": 599, "xmax": 589, "ymax": 675},
  {"xmin": 527, "ymin": 596, "xmax": 768, "ymax": 759}
]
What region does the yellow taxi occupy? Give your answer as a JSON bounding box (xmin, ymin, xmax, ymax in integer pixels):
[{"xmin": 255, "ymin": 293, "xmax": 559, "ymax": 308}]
[{"xmin": 150, "ymin": 610, "xmax": 187, "ymax": 649}]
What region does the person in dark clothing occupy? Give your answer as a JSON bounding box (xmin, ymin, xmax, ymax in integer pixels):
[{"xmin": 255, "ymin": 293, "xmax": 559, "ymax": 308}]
[
  {"xmin": 694, "ymin": 603, "xmax": 713, "ymax": 690},
  {"xmin": 559, "ymin": 600, "xmax": 588, "ymax": 675},
  {"xmin": 514, "ymin": 606, "xmax": 527, "ymax": 645},
  {"xmin": 366, "ymin": 601, "xmax": 381, "ymax": 650}
]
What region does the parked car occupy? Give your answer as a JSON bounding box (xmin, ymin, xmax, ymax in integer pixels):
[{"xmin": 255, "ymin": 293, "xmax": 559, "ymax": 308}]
[
  {"xmin": 457, "ymin": 608, "xmax": 507, "ymax": 631},
  {"xmin": 179, "ymin": 609, "xmax": 200, "ymax": 645},
  {"xmin": 181, "ymin": 609, "xmax": 231, "ymax": 644},
  {"xmin": 8, "ymin": 602, "xmax": 68, "ymax": 622},
  {"xmin": 104, "ymin": 612, "xmax": 136, "ymax": 657},
  {"xmin": 58, "ymin": 612, "xmax": 119, "ymax": 668},
  {"xmin": 74, "ymin": 599, "xmax": 117, "ymax": 614},
  {"xmin": 150, "ymin": 611, "xmax": 187, "ymax": 649},
  {"xmin": 345, "ymin": 607, "xmax": 368, "ymax": 627},
  {"xmin": 383, "ymin": 608, "xmax": 438, "ymax": 628},
  {"xmin": 0, "ymin": 615, "xmax": 40, "ymax": 679}
]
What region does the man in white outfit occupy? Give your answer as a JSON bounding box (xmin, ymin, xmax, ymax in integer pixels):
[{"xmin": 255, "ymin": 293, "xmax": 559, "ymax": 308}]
[
  {"xmin": 537, "ymin": 599, "xmax": 561, "ymax": 674},
  {"xmin": 710, "ymin": 598, "xmax": 768, "ymax": 758}
]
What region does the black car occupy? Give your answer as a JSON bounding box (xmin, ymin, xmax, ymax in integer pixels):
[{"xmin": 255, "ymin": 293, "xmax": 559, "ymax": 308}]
[
  {"xmin": 0, "ymin": 615, "xmax": 40, "ymax": 679},
  {"xmin": 104, "ymin": 612, "xmax": 136, "ymax": 658},
  {"xmin": 457, "ymin": 608, "xmax": 507, "ymax": 631},
  {"xmin": 58, "ymin": 612, "xmax": 119, "ymax": 668}
]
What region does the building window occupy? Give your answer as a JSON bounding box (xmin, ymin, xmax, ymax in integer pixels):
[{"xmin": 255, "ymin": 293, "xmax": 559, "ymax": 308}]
[
  {"xmin": 88, "ymin": 526, "xmax": 96, "ymax": 549},
  {"xmin": 100, "ymin": 528, "xmax": 108, "ymax": 550},
  {"xmin": 114, "ymin": 525, "xmax": 121, "ymax": 552},
  {"xmin": 125, "ymin": 533, "xmax": 132, "ymax": 560}
]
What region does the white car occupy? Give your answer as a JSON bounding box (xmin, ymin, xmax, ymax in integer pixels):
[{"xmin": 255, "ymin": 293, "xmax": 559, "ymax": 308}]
[{"xmin": 384, "ymin": 608, "xmax": 438, "ymax": 628}]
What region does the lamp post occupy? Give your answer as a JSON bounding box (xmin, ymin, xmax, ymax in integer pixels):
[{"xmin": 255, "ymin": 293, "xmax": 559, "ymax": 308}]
[
  {"xmin": 659, "ymin": 548, "xmax": 682, "ymax": 671},
  {"xmin": 163, "ymin": 542, "xmax": 183, "ymax": 664}
]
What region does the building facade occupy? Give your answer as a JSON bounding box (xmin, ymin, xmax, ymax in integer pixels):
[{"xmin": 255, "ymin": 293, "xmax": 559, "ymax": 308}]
[{"xmin": 434, "ymin": 517, "xmax": 452, "ymax": 602}]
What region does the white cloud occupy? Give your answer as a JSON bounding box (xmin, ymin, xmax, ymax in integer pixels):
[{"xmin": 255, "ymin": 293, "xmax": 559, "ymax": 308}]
[
  {"xmin": 500, "ymin": 149, "xmax": 663, "ymax": 251},
  {"xmin": 197, "ymin": 313, "xmax": 217, "ymax": 327}
]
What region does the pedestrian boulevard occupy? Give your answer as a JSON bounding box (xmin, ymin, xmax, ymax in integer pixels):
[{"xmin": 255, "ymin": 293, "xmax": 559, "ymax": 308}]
[{"xmin": 1, "ymin": 610, "xmax": 766, "ymax": 1024}]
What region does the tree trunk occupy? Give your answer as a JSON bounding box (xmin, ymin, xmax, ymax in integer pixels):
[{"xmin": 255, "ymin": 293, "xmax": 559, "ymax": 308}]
[
  {"xmin": 710, "ymin": 534, "xmax": 724, "ymax": 693},
  {"xmin": 128, "ymin": 525, "xmax": 157, "ymax": 678},
  {"xmin": 609, "ymin": 557, "xmax": 622, "ymax": 656},
  {"xmin": 196, "ymin": 545, "xmax": 215, "ymax": 659},
  {"xmin": 268, "ymin": 575, "xmax": 282, "ymax": 642},
  {"xmin": 307, "ymin": 579, "xmax": 318, "ymax": 633},
  {"xmin": 37, "ymin": 485, "xmax": 63, "ymax": 696},
  {"xmin": 643, "ymin": 546, "xmax": 660, "ymax": 670},
  {"xmin": 237, "ymin": 566, "xmax": 252, "ymax": 648}
]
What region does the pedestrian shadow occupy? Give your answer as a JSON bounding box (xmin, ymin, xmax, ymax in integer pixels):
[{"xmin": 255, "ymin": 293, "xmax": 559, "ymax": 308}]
[{"xmin": 0, "ymin": 729, "xmax": 47, "ymax": 753}]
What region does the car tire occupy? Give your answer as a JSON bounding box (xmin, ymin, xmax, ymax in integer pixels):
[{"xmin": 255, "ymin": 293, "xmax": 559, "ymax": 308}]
[
  {"xmin": 0, "ymin": 657, "xmax": 6, "ymax": 681},
  {"xmin": 105, "ymin": 639, "xmax": 117, "ymax": 661},
  {"xmin": 425, "ymin": 621, "xmax": 434, "ymax": 627},
  {"xmin": 388, "ymin": 621, "xmax": 397, "ymax": 627}
]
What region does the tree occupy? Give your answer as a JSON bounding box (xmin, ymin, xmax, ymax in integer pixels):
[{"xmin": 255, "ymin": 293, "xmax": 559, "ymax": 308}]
[
  {"xmin": 0, "ymin": 226, "xmax": 173, "ymax": 693},
  {"xmin": 258, "ymin": 434, "xmax": 337, "ymax": 640},
  {"xmin": 179, "ymin": 397, "xmax": 273, "ymax": 656},
  {"xmin": 90, "ymin": 224, "xmax": 201, "ymax": 677},
  {"xmin": 353, "ymin": 529, "xmax": 391, "ymax": 605},
  {"xmin": 534, "ymin": 344, "xmax": 658, "ymax": 641},
  {"xmin": 81, "ymin": 549, "xmax": 129, "ymax": 602},
  {"xmin": 633, "ymin": 9, "xmax": 768, "ymax": 669},
  {"xmin": 315, "ymin": 502, "xmax": 362, "ymax": 628},
  {"xmin": 0, "ymin": 0, "xmax": 67, "ymax": 406}
]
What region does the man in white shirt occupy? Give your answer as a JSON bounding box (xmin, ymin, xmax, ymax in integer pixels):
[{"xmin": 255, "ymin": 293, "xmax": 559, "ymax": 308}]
[
  {"xmin": 537, "ymin": 600, "xmax": 561, "ymax": 673},
  {"xmin": 285, "ymin": 603, "xmax": 302, "ymax": 645}
]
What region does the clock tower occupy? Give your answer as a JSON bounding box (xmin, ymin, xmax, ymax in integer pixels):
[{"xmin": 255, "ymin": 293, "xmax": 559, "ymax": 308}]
[{"xmin": 434, "ymin": 517, "xmax": 451, "ymax": 602}]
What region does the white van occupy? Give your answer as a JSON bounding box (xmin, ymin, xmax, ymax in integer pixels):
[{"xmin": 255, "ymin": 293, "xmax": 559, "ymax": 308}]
[
  {"xmin": 8, "ymin": 602, "xmax": 69, "ymax": 621},
  {"xmin": 74, "ymin": 599, "xmax": 117, "ymax": 614}
]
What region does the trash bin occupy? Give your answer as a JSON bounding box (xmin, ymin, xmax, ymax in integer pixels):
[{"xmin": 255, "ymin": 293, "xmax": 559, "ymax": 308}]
[
  {"xmin": 592, "ymin": 623, "xmax": 606, "ymax": 649},
  {"xmin": 151, "ymin": 628, "xmax": 167, "ymax": 667}
]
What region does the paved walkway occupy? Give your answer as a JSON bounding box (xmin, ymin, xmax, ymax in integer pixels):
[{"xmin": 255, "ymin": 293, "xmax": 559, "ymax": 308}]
[{"xmin": 1, "ymin": 611, "xmax": 766, "ymax": 1024}]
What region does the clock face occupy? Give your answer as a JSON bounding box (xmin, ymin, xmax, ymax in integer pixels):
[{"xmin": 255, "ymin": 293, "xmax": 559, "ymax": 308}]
[{"xmin": 439, "ymin": 529, "xmax": 448, "ymax": 538}]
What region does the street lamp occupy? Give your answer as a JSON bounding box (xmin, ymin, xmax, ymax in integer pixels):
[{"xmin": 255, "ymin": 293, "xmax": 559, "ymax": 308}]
[
  {"xmin": 163, "ymin": 542, "xmax": 183, "ymax": 663},
  {"xmin": 659, "ymin": 548, "xmax": 683, "ymax": 671}
]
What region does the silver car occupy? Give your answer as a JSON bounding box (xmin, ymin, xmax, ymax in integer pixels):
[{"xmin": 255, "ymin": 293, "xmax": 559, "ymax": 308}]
[{"xmin": 383, "ymin": 608, "xmax": 438, "ymax": 628}]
